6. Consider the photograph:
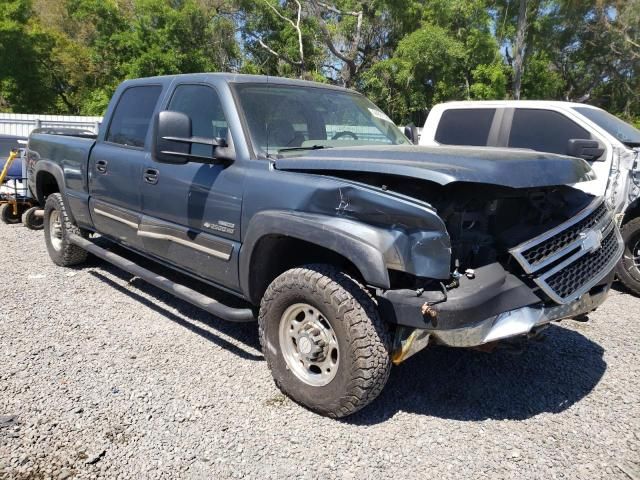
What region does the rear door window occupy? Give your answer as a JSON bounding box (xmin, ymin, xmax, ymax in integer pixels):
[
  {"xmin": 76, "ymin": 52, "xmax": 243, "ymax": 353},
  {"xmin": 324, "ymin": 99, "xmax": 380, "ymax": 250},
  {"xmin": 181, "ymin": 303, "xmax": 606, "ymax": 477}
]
[
  {"xmin": 508, "ymin": 109, "xmax": 590, "ymax": 155},
  {"xmin": 435, "ymin": 108, "xmax": 496, "ymax": 146},
  {"xmin": 106, "ymin": 85, "xmax": 162, "ymax": 148}
]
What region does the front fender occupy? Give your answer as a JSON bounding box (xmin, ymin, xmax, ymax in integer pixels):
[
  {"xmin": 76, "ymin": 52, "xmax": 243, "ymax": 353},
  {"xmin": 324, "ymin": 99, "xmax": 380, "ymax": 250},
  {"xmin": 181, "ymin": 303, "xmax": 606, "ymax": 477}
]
[{"xmin": 239, "ymin": 208, "xmax": 451, "ymax": 300}]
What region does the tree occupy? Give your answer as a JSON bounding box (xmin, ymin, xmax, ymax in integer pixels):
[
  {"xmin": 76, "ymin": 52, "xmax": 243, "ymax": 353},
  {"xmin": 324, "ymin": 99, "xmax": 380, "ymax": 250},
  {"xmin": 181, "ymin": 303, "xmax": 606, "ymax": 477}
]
[
  {"xmin": 361, "ymin": 0, "xmax": 506, "ymax": 124},
  {"xmin": 361, "ymin": 25, "xmax": 467, "ymax": 123},
  {"xmin": 512, "ymin": 0, "xmax": 528, "ymax": 99},
  {"xmin": 0, "ymin": 0, "xmax": 636, "ymax": 126},
  {"xmin": 0, "ymin": 0, "xmax": 64, "ymax": 112}
]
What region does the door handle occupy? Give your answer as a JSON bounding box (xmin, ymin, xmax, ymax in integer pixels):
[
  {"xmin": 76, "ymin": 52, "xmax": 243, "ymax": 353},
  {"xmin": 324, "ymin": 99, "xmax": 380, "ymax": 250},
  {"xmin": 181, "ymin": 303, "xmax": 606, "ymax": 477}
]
[
  {"xmin": 144, "ymin": 168, "xmax": 159, "ymax": 185},
  {"xmin": 96, "ymin": 160, "xmax": 108, "ymax": 173}
]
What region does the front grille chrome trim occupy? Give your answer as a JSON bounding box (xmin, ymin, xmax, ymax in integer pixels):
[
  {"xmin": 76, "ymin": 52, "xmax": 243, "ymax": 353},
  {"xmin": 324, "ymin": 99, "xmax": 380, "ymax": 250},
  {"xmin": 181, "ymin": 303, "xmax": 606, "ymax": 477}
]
[
  {"xmin": 509, "ymin": 197, "xmax": 607, "ymax": 275},
  {"xmin": 533, "ymin": 225, "xmax": 623, "ymax": 304},
  {"xmin": 509, "ymin": 197, "xmax": 624, "ymax": 305}
]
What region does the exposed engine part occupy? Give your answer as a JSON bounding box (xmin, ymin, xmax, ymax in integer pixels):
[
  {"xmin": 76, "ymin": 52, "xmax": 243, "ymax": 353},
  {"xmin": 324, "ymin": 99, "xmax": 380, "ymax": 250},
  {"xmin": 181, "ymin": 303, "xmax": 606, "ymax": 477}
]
[{"xmin": 429, "ymin": 185, "xmax": 592, "ymax": 275}]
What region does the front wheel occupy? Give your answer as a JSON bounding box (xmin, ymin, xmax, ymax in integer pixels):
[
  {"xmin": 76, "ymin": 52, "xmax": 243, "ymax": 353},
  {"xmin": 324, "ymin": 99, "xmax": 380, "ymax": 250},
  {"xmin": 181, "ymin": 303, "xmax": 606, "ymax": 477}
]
[
  {"xmin": 616, "ymin": 218, "xmax": 640, "ymax": 296},
  {"xmin": 43, "ymin": 193, "xmax": 87, "ymax": 267},
  {"xmin": 259, "ymin": 265, "xmax": 392, "ymax": 418}
]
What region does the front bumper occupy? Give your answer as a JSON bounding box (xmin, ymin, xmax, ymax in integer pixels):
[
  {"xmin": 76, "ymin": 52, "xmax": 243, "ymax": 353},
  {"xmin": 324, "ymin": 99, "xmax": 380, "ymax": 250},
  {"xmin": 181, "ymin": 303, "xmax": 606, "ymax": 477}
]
[
  {"xmin": 379, "ymin": 262, "xmax": 615, "ymax": 355},
  {"xmin": 425, "ymin": 276, "xmax": 612, "ymax": 348}
]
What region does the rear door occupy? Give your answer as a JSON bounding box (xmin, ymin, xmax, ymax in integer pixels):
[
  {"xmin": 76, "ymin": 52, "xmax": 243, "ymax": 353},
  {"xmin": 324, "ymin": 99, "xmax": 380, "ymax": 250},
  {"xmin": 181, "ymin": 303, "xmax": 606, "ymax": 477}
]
[
  {"xmin": 139, "ymin": 82, "xmax": 244, "ymax": 289},
  {"xmin": 88, "ymin": 84, "xmax": 162, "ymax": 248},
  {"xmin": 432, "ymin": 107, "xmax": 501, "ymax": 147}
]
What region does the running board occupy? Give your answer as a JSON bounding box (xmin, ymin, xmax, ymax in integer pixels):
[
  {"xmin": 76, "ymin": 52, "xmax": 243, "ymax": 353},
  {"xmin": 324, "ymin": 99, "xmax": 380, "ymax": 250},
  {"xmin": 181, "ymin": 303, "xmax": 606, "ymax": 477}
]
[{"xmin": 68, "ymin": 234, "xmax": 255, "ymax": 323}]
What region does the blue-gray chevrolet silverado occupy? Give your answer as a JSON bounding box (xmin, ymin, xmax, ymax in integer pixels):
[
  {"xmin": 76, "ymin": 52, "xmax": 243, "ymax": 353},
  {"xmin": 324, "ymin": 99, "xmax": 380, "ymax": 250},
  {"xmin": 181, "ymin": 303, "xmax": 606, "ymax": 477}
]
[{"xmin": 27, "ymin": 74, "xmax": 624, "ymax": 417}]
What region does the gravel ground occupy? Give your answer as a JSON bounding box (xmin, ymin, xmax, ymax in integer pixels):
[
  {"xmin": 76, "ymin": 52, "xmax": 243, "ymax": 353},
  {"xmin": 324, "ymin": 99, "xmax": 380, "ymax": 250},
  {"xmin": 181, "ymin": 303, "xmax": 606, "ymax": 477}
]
[{"xmin": 1, "ymin": 224, "xmax": 639, "ymax": 480}]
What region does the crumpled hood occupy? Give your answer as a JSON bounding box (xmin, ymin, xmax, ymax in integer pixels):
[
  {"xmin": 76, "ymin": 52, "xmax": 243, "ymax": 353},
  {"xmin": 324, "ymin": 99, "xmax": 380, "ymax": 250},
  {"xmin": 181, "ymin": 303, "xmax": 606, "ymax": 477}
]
[{"xmin": 275, "ymin": 145, "xmax": 595, "ymax": 189}]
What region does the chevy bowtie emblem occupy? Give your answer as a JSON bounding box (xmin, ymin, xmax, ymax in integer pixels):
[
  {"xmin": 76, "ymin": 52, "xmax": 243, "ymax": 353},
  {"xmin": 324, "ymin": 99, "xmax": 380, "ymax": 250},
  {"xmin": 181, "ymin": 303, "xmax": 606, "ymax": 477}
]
[{"xmin": 579, "ymin": 229, "xmax": 603, "ymax": 253}]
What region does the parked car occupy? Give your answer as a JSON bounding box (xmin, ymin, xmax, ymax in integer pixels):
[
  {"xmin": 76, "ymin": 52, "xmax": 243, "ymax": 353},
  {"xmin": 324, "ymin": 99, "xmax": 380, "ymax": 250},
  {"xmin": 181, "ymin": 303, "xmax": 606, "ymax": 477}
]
[
  {"xmin": 27, "ymin": 75, "xmax": 623, "ymax": 417},
  {"xmin": 419, "ymin": 100, "xmax": 640, "ymax": 295}
]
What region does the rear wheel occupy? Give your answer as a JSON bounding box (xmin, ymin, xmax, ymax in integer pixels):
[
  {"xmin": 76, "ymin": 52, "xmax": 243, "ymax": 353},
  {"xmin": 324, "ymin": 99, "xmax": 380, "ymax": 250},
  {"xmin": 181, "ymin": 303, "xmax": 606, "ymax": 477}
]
[
  {"xmin": 0, "ymin": 203, "xmax": 20, "ymax": 224},
  {"xmin": 616, "ymin": 218, "xmax": 640, "ymax": 296},
  {"xmin": 22, "ymin": 206, "xmax": 43, "ymax": 230},
  {"xmin": 259, "ymin": 265, "xmax": 392, "ymax": 418},
  {"xmin": 43, "ymin": 193, "xmax": 87, "ymax": 267}
]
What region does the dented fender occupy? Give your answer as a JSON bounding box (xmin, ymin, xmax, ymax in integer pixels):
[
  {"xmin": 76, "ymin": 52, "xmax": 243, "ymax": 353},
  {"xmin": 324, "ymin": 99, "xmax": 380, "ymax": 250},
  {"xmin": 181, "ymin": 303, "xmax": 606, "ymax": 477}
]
[
  {"xmin": 239, "ymin": 166, "xmax": 452, "ymax": 301},
  {"xmin": 239, "ymin": 208, "xmax": 451, "ymax": 300}
]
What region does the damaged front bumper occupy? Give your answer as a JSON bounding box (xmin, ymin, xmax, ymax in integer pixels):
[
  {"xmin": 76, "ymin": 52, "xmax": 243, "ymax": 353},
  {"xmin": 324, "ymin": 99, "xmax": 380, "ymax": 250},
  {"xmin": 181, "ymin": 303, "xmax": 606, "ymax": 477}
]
[
  {"xmin": 381, "ymin": 272, "xmax": 614, "ymax": 364},
  {"xmin": 423, "ymin": 278, "xmax": 611, "ymax": 348}
]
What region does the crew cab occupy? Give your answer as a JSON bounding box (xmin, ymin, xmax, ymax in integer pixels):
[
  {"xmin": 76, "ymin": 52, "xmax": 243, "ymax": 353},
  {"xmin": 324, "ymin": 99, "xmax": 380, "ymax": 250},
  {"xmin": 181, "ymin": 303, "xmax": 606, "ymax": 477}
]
[
  {"xmin": 27, "ymin": 75, "xmax": 623, "ymax": 417},
  {"xmin": 420, "ymin": 100, "xmax": 640, "ymax": 295}
]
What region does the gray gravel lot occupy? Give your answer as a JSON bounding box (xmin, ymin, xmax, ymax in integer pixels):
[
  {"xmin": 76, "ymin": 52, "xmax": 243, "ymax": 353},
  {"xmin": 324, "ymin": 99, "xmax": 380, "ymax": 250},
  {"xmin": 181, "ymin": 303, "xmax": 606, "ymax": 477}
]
[{"xmin": 1, "ymin": 224, "xmax": 639, "ymax": 480}]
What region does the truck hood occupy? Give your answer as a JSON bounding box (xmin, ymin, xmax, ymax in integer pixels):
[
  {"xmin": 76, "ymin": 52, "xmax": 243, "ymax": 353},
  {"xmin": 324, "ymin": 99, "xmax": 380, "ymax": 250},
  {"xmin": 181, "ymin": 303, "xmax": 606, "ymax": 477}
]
[{"xmin": 275, "ymin": 145, "xmax": 595, "ymax": 189}]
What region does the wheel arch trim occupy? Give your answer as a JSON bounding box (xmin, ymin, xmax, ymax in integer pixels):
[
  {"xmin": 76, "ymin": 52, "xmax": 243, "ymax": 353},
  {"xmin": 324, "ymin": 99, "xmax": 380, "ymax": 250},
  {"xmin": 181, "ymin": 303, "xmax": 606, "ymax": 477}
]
[{"xmin": 239, "ymin": 210, "xmax": 395, "ymax": 301}]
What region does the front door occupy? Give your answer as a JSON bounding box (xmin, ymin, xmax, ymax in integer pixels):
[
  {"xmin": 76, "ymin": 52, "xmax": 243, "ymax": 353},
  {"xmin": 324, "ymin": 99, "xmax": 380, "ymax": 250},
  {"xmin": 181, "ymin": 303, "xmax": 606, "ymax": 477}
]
[
  {"xmin": 139, "ymin": 83, "xmax": 244, "ymax": 290},
  {"xmin": 89, "ymin": 85, "xmax": 163, "ymax": 248}
]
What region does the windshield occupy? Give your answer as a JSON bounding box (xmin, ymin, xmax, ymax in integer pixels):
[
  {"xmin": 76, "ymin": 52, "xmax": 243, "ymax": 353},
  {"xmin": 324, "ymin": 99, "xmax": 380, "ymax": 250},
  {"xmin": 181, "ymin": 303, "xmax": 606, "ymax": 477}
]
[
  {"xmin": 233, "ymin": 83, "xmax": 410, "ymax": 156},
  {"xmin": 573, "ymin": 107, "xmax": 640, "ymax": 146}
]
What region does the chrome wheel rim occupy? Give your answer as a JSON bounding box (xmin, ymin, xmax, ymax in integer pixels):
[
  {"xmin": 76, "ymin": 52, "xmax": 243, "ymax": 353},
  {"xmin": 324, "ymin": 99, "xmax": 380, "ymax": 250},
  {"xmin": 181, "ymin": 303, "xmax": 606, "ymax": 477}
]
[
  {"xmin": 49, "ymin": 210, "xmax": 63, "ymax": 251},
  {"xmin": 633, "ymin": 238, "xmax": 640, "ymax": 270},
  {"xmin": 278, "ymin": 303, "xmax": 340, "ymax": 387}
]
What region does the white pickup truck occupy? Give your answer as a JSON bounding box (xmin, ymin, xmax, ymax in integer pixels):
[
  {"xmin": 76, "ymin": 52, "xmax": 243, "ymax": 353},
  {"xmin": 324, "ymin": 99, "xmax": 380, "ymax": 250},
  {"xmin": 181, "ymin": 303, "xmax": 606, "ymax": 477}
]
[{"xmin": 419, "ymin": 100, "xmax": 640, "ymax": 295}]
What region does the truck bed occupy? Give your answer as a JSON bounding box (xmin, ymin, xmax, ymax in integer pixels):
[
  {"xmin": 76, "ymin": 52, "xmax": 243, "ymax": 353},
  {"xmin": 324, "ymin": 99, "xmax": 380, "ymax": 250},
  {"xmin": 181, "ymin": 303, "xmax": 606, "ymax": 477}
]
[{"xmin": 27, "ymin": 133, "xmax": 96, "ymax": 200}]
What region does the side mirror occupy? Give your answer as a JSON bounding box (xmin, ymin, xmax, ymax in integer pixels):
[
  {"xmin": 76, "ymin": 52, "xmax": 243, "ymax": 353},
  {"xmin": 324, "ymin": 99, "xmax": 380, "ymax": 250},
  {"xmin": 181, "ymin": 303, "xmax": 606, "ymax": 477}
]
[
  {"xmin": 567, "ymin": 139, "xmax": 605, "ymax": 162},
  {"xmin": 154, "ymin": 111, "xmax": 191, "ymax": 164},
  {"xmin": 403, "ymin": 123, "xmax": 420, "ymax": 145},
  {"xmin": 153, "ymin": 111, "xmax": 234, "ymax": 164}
]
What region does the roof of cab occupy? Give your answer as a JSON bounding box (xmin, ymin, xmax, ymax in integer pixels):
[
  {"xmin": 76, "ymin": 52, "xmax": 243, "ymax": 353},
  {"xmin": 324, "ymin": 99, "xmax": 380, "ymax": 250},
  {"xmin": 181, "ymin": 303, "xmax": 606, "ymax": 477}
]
[
  {"xmin": 432, "ymin": 100, "xmax": 602, "ymax": 110},
  {"xmin": 119, "ymin": 72, "xmax": 356, "ymax": 94}
]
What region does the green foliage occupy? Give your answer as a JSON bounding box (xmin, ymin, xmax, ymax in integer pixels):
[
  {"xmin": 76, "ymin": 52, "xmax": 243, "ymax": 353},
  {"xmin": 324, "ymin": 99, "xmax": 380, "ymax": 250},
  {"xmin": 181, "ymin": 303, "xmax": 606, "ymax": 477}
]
[
  {"xmin": 0, "ymin": 0, "xmax": 637, "ymax": 127},
  {"xmin": 470, "ymin": 63, "xmax": 508, "ymax": 100},
  {"xmin": 0, "ymin": 0, "xmax": 59, "ymax": 111},
  {"xmin": 1, "ymin": 0, "xmax": 240, "ymax": 114},
  {"xmin": 361, "ymin": 0, "xmax": 507, "ymax": 124},
  {"xmin": 520, "ymin": 51, "xmax": 564, "ymax": 99},
  {"xmin": 361, "ymin": 25, "xmax": 465, "ymax": 123},
  {"xmin": 62, "ymin": 0, "xmax": 240, "ymax": 114}
]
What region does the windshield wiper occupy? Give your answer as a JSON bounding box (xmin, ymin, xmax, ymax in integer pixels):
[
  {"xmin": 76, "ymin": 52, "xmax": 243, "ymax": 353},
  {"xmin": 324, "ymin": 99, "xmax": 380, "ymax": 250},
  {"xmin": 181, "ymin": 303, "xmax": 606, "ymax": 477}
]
[{"xmin": 277, "ymin": 145, "xmax": 332, "ymax": 153}]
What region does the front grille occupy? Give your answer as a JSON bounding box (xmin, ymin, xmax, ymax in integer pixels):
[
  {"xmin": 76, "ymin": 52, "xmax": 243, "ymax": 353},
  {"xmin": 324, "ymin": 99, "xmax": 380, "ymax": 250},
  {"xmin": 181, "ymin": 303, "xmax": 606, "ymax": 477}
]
[
  {"xmin": 521, "ymin": 202, "xmax": 608, "ymax": 266},
  {"xmin": 510, "ymin": 198, "xmax": 623, "ymax": 304},
  {"xmin": 541, "ymin": 227, "xmax": 618, "ymax": 300}
]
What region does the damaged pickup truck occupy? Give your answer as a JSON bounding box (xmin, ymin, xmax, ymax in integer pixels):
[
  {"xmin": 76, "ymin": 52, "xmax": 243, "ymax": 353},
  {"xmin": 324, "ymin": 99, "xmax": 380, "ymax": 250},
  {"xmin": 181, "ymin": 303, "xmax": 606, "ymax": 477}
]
[{"xmin": 27, "ymin": 74, "xmax": 624, "ymax": 418}]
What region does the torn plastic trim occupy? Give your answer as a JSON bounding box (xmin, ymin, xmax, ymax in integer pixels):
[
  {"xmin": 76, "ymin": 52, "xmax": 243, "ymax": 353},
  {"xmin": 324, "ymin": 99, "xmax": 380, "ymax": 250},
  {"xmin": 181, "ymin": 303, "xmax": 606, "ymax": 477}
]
[
  {"xmin": 428, "ymin": 281, "xmax": 610, "ymax": 348},
  {"xmin": 389, "ymin": 272, "xmax": 612, "ymax": 362},
  {"xmin": 378, "ymin": 262, "xmax": 542, "ymax": 331},
  {"xmin": 391, "ymin": 327, "xmax": 430, "ymax": 365}
]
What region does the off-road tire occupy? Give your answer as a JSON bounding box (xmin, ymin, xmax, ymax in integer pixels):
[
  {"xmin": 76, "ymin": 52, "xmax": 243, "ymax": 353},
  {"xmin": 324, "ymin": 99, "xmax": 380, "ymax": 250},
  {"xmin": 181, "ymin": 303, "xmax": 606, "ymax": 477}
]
[
  {"xmin": 259, "ymin": 265, "xmax": 392, "ymax": 418},
  {"xmin": 43, "ymin": 193, "xmax": 87, "ymax": 267},
  {"xmin": 616, "ymin": 218, "xmax": 640, "ymax": 296},
  {"xmin": 0, "ymin": 203, "xmax": 20, "ymax": 224},
  {"xmin": 22, "ymin": 206, "xmax": 44, "ymax": 230}
]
